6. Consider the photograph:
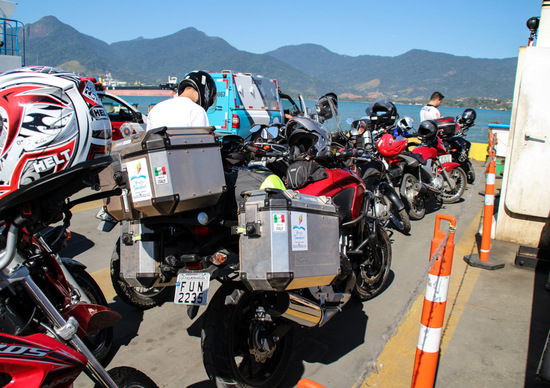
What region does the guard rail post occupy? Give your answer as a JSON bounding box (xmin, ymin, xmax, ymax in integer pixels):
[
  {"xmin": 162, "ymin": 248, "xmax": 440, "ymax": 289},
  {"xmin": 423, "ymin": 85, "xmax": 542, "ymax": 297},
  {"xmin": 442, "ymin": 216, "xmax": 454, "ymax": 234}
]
[
  {"xmin": 411, "ymin": 214, "xmax": 456, "ymax": 388},
  {"xmin": 464, "ymin": 131, "xmax": 505, "ymax": 270}
]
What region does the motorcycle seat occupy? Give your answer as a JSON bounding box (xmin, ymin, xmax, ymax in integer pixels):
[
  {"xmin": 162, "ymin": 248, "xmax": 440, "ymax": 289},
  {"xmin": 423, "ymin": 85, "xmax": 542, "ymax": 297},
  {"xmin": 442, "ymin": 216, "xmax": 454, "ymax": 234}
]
[{"xmin": 408, "ymin": 152, "xmax": 427, "ymax": 165}]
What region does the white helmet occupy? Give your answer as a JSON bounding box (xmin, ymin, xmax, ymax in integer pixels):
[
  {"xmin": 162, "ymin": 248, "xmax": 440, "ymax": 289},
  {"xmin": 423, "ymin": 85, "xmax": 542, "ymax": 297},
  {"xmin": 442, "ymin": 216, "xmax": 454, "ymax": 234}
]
[{"xmin": 0, "ymin": 66, "xmax": 111, "ymax": 199}]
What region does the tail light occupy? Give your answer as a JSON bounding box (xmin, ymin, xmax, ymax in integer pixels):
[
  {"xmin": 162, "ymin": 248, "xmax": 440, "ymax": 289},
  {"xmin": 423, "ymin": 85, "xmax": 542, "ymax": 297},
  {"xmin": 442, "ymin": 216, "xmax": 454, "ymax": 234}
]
[{"xmin": 232, "ymin": 114, "xmax": 240, "ymax": 129}]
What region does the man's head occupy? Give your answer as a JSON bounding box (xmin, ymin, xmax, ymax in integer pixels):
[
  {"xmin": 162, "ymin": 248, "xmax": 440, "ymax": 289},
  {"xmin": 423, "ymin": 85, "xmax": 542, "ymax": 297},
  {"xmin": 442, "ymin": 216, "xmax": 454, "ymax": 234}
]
[
  {"xmin": 178, "ymin": 85, "xmax": 199, "ymax": 103},
  {"xmin": 176, "ymin": 71, "xmax": 217, "ymax": 111},
  {"xmin": 429, "ymin": 91, "xmax": 445, "ymax": 107}
]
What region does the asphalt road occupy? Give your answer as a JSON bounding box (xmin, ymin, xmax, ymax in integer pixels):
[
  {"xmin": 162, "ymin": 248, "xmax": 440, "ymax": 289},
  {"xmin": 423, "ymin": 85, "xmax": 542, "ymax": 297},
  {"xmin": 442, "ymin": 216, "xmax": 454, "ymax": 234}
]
[{"xmin": 69, "ymin": 163, "xmax": 485, "ymax": 388}]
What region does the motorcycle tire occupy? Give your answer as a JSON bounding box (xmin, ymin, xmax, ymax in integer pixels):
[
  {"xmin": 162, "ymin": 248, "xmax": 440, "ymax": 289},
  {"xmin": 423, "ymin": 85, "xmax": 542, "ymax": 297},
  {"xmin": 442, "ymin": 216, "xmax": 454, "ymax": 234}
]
[
  {"xmin": 389, "ymin": 206, "xmax": 411, "ymax": 235},
  {"xmin": 400, "ymin": 173, "xmax": 426, "ymax": 220},
  {"xmin": 441, "ymin": 167, "xmax": 467, "ymax": 204},
  {"xmin": 110, "ymin": 239, "xmax": 174, "ymax": 310},
  {"xmin": 68, "ymin": 267, "xmax": 115, "ymax": 367},
  {"xmin": 201, "ymin": 283, "xmax": 293, "ymax": 388},
  {"xmin": 94, "ymin": 366, "xmax": 159, "ymax": 388},
  {"xmin": 353, "ymin": 226, "xmax": 392, "ymax": 301},
  {"xmin": 466, "ymin": 163, "xmax": 476, "ymax": 184}
]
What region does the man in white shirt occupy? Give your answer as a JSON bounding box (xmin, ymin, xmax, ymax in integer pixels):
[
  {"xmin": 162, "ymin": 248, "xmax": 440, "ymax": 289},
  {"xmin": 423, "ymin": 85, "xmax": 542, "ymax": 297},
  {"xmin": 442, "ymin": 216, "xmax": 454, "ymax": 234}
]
[
  {"xmin": 147, "ymin": 70, "xmax": 216, "ymax": 130},
  {"xmin": 420, "ymin": 91, "xmax": 444, "ymax": 122}
]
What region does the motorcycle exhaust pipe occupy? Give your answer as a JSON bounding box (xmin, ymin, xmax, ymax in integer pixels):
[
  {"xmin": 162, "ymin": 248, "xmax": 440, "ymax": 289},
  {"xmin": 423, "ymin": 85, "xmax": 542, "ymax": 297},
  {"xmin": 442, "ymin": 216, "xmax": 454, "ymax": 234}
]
[{"xmin": 278, "ymin": 293, "xmax": 340, "ymax": 328}]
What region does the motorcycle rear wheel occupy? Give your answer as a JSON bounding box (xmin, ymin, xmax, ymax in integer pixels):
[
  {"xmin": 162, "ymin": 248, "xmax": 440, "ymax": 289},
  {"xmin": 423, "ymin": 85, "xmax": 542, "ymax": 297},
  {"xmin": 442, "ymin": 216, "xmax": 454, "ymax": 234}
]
[
  {"xmin": 94, "ymin": 366, "xmax": 159, "ymax": 388},
  {"xmin": 353, "ymin": 226, "xmax": 392, "ymax": 300},
  {"xmin": 401, "ymin": 173, "xmax": 426, "ymax": 220},
  {"xmin": 69, "ymin": 267, "xmax": 115, "ymax": 367},
  {"xmin": 441, "ymin": 167, "xmax": 467, "ymax": 204},
  {"xmin": 110, "ymin": 239, "xmax": 174, "ymax": 310},
  {"xmin": 201, "ymin": 283, "xmax": 293, "ymax": 388}
]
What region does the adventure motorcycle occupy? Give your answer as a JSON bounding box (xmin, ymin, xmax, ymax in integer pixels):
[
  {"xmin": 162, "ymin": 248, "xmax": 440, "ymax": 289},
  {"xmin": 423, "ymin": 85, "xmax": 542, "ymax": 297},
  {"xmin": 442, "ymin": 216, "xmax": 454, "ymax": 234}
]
[{"xmin": 99, "ymin": 94, "xmax": 391, "ymax": 388}]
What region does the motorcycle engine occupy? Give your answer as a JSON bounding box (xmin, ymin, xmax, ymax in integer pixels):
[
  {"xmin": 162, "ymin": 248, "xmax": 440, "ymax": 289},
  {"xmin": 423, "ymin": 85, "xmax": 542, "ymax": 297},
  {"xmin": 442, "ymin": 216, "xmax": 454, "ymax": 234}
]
[{"xmin": 431, "ymin": 175, "xmax": 445, "ymax": 190}]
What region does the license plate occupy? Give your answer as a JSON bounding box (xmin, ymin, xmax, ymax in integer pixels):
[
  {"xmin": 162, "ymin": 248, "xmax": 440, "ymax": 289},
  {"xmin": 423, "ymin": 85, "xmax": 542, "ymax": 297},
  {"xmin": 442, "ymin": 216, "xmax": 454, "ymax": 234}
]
[
  {"xmin": 174, "ymin": 272, "xmax": 210, "ymax": 305},
  {"xmin": 438, "ymin": 154, "xmax": 452, "ymax": 164}
]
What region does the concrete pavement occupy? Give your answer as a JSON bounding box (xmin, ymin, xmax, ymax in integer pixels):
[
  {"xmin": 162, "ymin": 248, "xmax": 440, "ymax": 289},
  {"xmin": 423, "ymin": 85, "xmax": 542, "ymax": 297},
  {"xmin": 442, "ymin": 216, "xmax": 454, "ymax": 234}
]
[{"xmin": 66, "ymin": 161, "xmax": 536, "ymax": 388}]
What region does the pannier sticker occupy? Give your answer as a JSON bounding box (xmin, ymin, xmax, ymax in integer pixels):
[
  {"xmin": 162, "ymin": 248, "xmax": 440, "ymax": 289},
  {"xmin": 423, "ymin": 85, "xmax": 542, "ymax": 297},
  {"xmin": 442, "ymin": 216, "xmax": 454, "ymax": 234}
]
[
  {"xmin": 291, "ymin": 212, "xmax": 308, "ymax": 251},
  {"xmin": 272, "ymin": 212, "xmax": 287, "ymax": 232},
  {"xmin": 153, "ymin": 166, "xmax": 168, "ymax": 185},
  {"xmin": 126, "ymin": 158, "xmax": 152, "ymax": 201}
]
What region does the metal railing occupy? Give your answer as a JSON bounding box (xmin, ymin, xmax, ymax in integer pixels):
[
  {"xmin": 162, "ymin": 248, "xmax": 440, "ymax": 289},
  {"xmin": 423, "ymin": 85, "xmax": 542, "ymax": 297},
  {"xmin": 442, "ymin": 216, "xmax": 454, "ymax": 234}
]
[{"xmin": 0, "ymin": 17, "xmax": 25, "ymax": 64}]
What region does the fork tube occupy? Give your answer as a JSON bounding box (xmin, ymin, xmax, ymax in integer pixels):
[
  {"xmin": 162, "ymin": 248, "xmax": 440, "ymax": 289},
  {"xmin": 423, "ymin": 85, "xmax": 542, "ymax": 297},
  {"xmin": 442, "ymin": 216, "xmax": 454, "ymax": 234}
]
[{"xmin": 21, "ymin": 274, "xmax": 117, "ymax": 388}]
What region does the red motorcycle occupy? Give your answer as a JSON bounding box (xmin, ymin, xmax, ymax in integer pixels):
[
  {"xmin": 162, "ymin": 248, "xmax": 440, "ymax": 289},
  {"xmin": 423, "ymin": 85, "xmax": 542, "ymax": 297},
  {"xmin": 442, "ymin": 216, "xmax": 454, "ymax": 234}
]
[
  {"xmin": 377, "ymin": 120, "xmax": 467, "ymax": 220},
  {"xmin": 0, "ymin": 332, "xmax": 155, "ymax": 387},
  {"xmin": 0, "ymin": 159, "xmax": 157, "ymax": 387},
  {"xmin": 286, "ymin": 117, "xmax": 392, "ymax": 300}
]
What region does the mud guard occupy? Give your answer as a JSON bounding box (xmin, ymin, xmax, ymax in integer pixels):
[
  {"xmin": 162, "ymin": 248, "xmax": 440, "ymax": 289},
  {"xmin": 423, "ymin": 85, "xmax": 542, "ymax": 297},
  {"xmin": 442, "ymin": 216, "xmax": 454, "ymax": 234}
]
[
  {"xmin": 379, "ymin": 181, "xmax": 405, "ymax": 211},
  {"xmin": 441, "ymin": 161, "xmax": 461, "ymax": 172},
  {"xmin": 60, "ymin": 257, "xmax": 87, "ymax": 270}
]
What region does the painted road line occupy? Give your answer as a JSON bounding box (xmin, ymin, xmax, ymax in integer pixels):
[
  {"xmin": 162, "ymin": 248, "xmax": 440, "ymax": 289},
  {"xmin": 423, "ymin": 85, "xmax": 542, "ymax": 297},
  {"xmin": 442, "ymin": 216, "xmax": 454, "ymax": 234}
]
[
  {"xmin": 361, "ymin": 211, "xmax": 482, "ymax": 388},
  {"xmin": 72, "ymin": 199, "xmax": 103, "ymax": 213},
  {"xmin": 91, "ymin": 267, "xmax": 117, "ymax": 301}
]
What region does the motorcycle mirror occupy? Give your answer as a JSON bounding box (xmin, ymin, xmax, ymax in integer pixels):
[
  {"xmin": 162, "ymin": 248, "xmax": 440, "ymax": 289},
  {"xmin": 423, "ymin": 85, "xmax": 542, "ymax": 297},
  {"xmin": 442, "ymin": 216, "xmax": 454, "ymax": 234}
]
[
  {"xmin": 267, "ymin": 126, "xmax": 279, "ymax": 138},
  {"xmin": 250, "ymin": 125, "xmax": 262, "ymax": 134}
]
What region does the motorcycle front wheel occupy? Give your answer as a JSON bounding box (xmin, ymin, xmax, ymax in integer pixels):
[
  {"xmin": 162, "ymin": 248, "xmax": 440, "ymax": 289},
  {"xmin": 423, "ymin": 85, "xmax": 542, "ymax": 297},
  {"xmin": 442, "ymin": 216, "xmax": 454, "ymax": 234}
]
[
  {"xmin": 441, "ymin": 167, "xmax": 467, "ymax": 204},
  {"xmin": 69, "ymin": 267, "xmax": 115, "ymax": 367},
  {"xmin": 400, "ymin": 173, "xmax": 426, "ymax": 220},
  {"xmin": 110, "ymin": 239, "xmax": 173, "ymax": 310},
  {"xmin": 389, "ymin": 205, "xmax": 411, "ymax": 235},
  {"xmin": 353, "ymin": 226, "xmax": 392, "ymax": 300},
  {"xmin": 94, "ymin": 366, "xmax": 159, "ymax": 388},
  {"xmin": 201, "ymin": 283, "xmax": 293, "ymax": 388}
]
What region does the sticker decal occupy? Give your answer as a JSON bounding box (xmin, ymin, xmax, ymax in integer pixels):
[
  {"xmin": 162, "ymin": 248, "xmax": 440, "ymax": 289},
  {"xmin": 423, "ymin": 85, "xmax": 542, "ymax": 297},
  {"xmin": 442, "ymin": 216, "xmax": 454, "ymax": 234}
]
[
  {"xmin": 153, "ymin": 166, "xmax": 168, "ymax": 185},
  {"xmin": 291, "ymin": 212, "xmax": 308, "ymax": 251},
  {"xmin": 126, "ymin": 158, "xmax": 152, "ymax": 201},
  {"xmin": 272, "ymin": 212, "xmax": 287, "ymax": 232}
]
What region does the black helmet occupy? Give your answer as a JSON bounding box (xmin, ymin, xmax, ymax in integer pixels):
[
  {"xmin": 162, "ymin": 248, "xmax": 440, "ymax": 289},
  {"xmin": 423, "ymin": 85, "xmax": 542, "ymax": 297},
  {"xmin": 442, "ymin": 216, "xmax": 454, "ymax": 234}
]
[
  {"xmin": 178, "ymin": 70, "xmax": 217, "ymax": 111},
  {"xmin": 459, "ymin": 108, "xmax": 477, "ymax": 127},
  {"xmin": 417, "ymin": 120, "xmax": 438, "ymax": 142},
  {"xmin": 365, "ymin": 99, "xmax": 398, "ymax": 128},
  {"xmin": 286, "ymin": 117, "xmax": 331, "ymax": 158}
]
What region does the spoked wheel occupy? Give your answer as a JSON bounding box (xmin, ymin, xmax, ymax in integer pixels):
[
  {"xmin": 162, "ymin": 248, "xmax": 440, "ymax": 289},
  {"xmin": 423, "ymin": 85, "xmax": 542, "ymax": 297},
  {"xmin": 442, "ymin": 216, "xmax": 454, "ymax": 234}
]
[
  {"xmin": 441, "ymin": 167, "xmax": 467, "ymax": 204},
  {"xmin": 94, "ymin": 366, "xmax": 158, "ymax": 388},
  {"xmin": 353, "ymin": 226, "xmax": 392, "ymax": 300},
  {"xmin": 111, "ymin": 239, "xmax": 173, "ymax": 310},
  {"xmin": 400, "ymin": 173, "xmax": 426, "ymax": 220},
  {"xmin": 69, "ymin": 267, "xmax": 115, "ymax": 367},
  {"xmin": 201, "ymin": 284, "xmax": 293, "ymax": 388}
]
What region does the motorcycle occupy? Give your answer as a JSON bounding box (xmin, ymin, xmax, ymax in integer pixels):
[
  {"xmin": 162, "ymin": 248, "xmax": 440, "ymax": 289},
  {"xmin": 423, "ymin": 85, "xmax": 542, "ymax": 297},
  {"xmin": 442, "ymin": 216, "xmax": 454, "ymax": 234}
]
[
  {"xmin": 436, "ymin": 108, "xmax": 477, "ymax": 184},
  {"xmin": 98, "ymin": 94, "xmax": 391, "ymax": 387},
  {"xmin": 344, "ymin": 117, "xmax": 411, "ymax": 234},
  {"xmin": 0, "ymin": 157, "xmax": 157, "ymax": 387},
  {"xmin": 376, "ymin": 122, "xmax": 468, "ymax": 220}
]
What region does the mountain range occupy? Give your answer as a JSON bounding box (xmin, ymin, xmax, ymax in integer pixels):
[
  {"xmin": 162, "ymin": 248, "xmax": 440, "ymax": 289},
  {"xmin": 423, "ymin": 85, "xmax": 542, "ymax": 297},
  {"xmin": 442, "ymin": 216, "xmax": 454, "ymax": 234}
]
[{"xmin": 23, "ymin": 16, "xmax": 517, "ymax": 99}]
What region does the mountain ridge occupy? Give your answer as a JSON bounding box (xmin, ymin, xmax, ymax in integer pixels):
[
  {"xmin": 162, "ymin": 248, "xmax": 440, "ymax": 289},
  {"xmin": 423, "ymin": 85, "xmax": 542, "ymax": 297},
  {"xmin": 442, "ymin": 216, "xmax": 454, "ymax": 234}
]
[{"xmin": 23, "ymin": 16, "xmax": 516, "ymax": 99}]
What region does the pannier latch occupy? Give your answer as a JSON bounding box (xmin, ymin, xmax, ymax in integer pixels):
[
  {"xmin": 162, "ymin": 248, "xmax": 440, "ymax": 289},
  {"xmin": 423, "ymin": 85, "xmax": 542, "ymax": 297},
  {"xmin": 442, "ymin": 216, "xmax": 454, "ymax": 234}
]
[{"xmin": 245, "ymin": 222, "xmax": 261, "ymax": 237}]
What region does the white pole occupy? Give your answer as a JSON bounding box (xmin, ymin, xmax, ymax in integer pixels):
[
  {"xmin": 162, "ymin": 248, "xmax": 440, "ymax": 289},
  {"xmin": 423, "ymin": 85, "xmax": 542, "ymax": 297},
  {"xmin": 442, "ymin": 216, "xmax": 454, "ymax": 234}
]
[{"xmin": 537, "ymin": 0, "xmax": 550, "ymax": 47}]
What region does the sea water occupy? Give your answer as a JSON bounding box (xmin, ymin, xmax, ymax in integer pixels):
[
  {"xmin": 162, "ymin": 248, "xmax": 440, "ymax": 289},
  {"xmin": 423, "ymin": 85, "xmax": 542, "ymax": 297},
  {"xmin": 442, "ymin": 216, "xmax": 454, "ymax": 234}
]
[{"xmin": 124, "ymin": 96, "xmax": 511, "ymax": 143}]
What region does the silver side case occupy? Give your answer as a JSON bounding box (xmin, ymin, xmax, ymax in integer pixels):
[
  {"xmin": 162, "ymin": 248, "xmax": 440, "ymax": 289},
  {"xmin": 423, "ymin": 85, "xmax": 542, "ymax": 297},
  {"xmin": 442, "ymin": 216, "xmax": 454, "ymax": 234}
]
[{"xmin": 239, "ymin": 190, "xmax": 340, "ymax": 291}]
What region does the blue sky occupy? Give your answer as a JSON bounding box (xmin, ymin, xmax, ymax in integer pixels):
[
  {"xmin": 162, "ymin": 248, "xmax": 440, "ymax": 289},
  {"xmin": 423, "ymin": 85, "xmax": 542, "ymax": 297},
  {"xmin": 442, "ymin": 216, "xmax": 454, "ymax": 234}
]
[{"xmin": 13, "ymin": 0, "xmax": 541, "ymax": 58}]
